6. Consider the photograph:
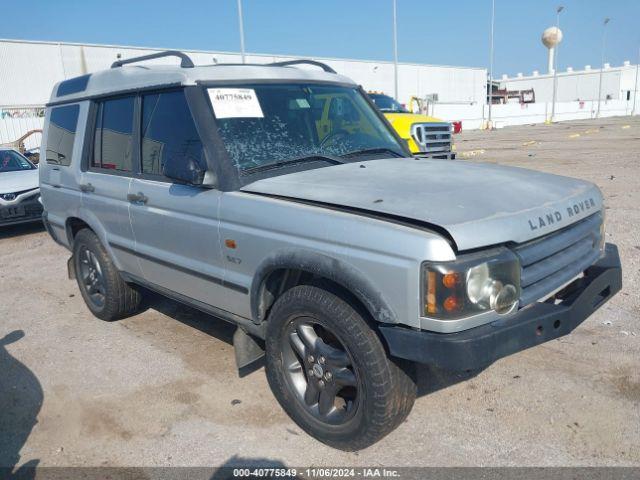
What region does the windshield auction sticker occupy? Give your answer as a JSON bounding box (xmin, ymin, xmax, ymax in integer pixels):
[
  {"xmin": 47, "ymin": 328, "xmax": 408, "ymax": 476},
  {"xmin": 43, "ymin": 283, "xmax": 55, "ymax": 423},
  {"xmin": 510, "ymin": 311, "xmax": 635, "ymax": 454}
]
[{"xmin": 208, "ymin": 88, "xmax": 264, "ymax": 119}]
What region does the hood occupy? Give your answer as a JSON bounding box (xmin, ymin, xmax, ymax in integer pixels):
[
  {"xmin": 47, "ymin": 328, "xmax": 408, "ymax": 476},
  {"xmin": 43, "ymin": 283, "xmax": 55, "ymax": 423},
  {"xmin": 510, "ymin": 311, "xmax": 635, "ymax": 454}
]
[
  {"xmin": 0, "ymin": 169, "xmax": 39, "ymax": 194},
  {"xmin": 241, "ymin": 158, "xmax": 603, "ymax": 251}
]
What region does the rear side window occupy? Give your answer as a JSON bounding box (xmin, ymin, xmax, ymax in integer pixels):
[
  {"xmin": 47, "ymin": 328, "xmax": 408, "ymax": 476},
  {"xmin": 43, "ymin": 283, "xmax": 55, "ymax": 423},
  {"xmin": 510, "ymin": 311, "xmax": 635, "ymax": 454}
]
[
  {"xmin": 141, "ymin": 91, "xmax": 205, "ymax": 176},
  {"xmin": 92, "ymin": 96, "xmax": 135, "ymax": 172},
  {"xmin": 46, "ymin": 104, "xmax": 79, "ymax": 166}
]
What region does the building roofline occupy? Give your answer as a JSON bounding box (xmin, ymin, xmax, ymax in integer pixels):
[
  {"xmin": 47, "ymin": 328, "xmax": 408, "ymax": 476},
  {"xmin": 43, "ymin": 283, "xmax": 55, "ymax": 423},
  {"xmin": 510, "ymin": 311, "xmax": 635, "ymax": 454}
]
[
  {"xmin": 0, "ymin": 37, "xmax": 486, "ymax": 72},
  {"xmin": 497, "ymin": 65, "xmax": 637, "ymax": 82}
]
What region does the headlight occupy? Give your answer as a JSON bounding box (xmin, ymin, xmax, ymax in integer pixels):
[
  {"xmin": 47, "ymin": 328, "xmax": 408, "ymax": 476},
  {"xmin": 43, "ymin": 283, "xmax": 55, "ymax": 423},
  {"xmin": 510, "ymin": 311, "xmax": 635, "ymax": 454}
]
[{"xmin": 422, "ymin": 248, "xmax": 520, "ymax": 319}]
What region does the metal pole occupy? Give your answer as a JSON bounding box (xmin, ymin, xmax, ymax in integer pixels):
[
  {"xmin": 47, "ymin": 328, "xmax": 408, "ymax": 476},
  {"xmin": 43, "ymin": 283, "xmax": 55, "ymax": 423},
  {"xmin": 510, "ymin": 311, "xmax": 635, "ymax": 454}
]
[
  {"xmin": 550, "ymin": 6, "xmax": 564, "ymax": 123},
  {"xmin": 632, "ymin": 46, "xmax": 639, "ymax": 116},
  {"xmin": 392, "ymin": 0, "xmax": 399, "ymax": 100},
  {"xmin": 487, "ymin": 0, "xmax": 495, "ymax": 129},
  {"xmin": 596, "ymin": 18, "xmax": 610, "ymax": 118},
  {"xmin": 237, "ymin": 0, "xmax": 246, "ymax": 64}
]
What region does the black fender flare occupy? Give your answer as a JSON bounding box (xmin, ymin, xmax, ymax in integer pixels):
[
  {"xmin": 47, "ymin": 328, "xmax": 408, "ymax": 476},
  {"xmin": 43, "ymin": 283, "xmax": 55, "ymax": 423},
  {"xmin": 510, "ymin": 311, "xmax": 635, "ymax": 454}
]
[{"xmin": 250, "ymin": 248, "xmax": 398, "ymax": 325}]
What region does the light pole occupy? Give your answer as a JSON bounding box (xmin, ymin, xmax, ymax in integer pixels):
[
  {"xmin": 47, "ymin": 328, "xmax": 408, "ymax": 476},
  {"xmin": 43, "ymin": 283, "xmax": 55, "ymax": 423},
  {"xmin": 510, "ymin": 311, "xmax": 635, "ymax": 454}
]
[
  {"xmin": 487, "ymin": 0, "xmax": 495, "ymax": 129},
  {"xmin": 550, "ymin": 6, "xmax": 564, "ymax": 123},
  {"xmin": 632, "ymin": 46, "xmax": 639, "ymax": 116},
  {"xmin": 392, "ymin": 0, "xmax": 399, "ymax": 100},
  {"xmin": 596, "ymin": 17, "xmax": 610, "ymax": 118},
  {"xmin": 237, "ymin": 0, "xmax": 246, "ymax": 64}
]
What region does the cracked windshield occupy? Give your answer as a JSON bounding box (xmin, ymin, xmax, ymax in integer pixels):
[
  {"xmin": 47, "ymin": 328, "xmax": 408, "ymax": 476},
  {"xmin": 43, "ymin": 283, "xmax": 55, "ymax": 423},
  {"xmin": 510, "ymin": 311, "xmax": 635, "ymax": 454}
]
[{"xmin": 210, "ymin": 84, "xmax": 404, "ymax": 173}]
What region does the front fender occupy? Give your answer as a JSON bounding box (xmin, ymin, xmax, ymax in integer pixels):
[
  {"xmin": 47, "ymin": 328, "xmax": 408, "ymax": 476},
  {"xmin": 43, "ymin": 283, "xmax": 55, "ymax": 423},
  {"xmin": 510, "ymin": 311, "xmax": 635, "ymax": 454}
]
[{"xmin": 250, "ymin": 248, "xmax": 398, "ymax": 326}]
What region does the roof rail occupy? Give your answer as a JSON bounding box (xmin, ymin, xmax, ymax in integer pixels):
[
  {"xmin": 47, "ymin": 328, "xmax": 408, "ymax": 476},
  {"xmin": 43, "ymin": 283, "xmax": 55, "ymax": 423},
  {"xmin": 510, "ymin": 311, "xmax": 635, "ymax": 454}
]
[
  {"xmin": 268, "ymin": 59, "xmax": 336, "ymax": 74},
  {"xmin": 111, "ymin": 50, "xmax": 195, "ymax": 69}
]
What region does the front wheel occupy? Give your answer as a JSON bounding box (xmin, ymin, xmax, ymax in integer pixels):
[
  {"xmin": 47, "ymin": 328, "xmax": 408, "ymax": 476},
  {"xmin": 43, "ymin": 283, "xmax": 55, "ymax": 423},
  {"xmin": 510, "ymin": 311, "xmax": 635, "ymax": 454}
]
[{"xmin": 265, "ymin": 285, "xmax": 416, "ymax": 451}]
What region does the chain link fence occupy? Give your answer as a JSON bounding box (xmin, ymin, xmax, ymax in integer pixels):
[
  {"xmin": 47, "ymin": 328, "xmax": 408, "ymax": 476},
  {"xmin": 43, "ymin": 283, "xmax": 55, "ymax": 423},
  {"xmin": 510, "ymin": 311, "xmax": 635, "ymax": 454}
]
[{"xmin": 0, "ymin": 106, "xmax": 45, "ymax": 153}]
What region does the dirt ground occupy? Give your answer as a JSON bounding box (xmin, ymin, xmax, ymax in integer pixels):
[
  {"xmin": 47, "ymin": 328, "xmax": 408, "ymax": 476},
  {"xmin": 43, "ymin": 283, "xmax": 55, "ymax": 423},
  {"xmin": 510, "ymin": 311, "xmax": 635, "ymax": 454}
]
[{"xmin": 1, "ymin": 116, "xmax": 639, "ymax": 469}]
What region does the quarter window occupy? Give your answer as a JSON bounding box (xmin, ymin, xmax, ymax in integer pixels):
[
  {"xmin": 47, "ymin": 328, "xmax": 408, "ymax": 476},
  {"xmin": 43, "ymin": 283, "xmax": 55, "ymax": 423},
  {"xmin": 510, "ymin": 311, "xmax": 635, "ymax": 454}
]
[
  {"xmin": 47, "ymin": 104, "xmax": 79, "ymax": 166},
  {"xmin": 92, "ymin": 96, "xmax": 135, "ymax": 172},
  {"xmin": 141, "ymin": 91, "xmax": 205, "ymax": 176}
]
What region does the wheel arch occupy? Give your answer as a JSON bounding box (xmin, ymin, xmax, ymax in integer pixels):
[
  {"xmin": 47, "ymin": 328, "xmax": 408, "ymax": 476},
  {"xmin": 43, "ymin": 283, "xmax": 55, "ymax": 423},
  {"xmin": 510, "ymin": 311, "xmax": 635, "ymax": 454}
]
[
  {"xmin": 65, "ymin": 216, "xmax": 92, "ymax": 246},
  {"xmin": 250, "ymin": 249, "xmax": 398, "ymax": 327},
  {"xmin": 64, "ymin": 212, "xmax": 124, "ymax": 271},
  {"xmin": 64, "ymin": 209, "xmax": 111, "ymax": 247}
]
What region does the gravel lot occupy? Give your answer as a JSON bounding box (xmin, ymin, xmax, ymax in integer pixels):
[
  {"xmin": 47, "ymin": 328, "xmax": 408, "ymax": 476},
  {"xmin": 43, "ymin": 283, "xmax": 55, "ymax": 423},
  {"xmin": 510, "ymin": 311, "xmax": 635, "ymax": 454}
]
[{"xmin": 1, "ymin": 116, "xmax": 638, "ymax": 469}]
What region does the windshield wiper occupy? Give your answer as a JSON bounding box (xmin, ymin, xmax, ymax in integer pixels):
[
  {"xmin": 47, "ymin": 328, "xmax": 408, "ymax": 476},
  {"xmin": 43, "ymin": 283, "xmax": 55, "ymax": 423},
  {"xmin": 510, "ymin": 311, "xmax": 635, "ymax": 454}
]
[
  {"xmin": 243, "ymin": 154, "xmax": 345, "ymax": 174},
  {"xmin": 340, "ymin": 147, "xmax": 405, "ymax": 159}
]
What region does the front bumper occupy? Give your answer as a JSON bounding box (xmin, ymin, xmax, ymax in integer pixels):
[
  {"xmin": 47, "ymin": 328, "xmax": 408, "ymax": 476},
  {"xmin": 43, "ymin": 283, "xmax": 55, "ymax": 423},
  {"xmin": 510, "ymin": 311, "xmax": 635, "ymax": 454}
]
[
  {"xmin": 0, "ymin": 197, "xmax": 43, "ymax": 226},
  {"xmin": 379, "ymin": 243, "xmax": 622, "ymax": 371},
  {"xmin": 414, "ymin": 152, "xmax": 456, "ymax": 160}
]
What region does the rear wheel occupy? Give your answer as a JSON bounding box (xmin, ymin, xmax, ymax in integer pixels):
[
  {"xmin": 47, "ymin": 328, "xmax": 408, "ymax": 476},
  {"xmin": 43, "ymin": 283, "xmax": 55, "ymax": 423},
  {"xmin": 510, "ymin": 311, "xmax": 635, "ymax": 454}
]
[
  {"xmin": 265, "ymin": 285, "xmax": 416, "ymax": 451},
  {"xmin": 73, "ymin": 228, "xmax": 143, "ymax": 321}
]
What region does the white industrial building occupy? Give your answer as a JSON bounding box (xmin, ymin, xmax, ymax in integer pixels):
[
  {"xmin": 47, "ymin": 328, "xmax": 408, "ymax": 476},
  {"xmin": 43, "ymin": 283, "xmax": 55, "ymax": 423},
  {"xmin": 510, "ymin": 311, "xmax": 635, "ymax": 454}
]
[
  {"xmin": 0, "ymin": 38, "xmax": 486, "ymax": 147},
  {"xmin": 0, "ymin": 38, "xmax": 486, "ymax": 107},
  {"xmin": 499, "ymin": 62, "xmax": 639, "ymax": 103},
  {"xmin": 0, "ymin": 38, "xmax": 638, "ymax": 148}
]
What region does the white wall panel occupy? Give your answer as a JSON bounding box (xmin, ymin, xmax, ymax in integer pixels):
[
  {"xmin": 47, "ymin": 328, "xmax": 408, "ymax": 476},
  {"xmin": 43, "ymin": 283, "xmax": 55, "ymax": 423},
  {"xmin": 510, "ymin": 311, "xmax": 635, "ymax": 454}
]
[
  {"xmin": 1, "ymin": 39, "xmax": 637, "ymax": 137},
  {"xmin": 501, "ymin": 68, "xmax": 632, "ymax": 102},
  {"xmin": 0, "ymin": 39, "xmax": 485, "ymax": 108}
]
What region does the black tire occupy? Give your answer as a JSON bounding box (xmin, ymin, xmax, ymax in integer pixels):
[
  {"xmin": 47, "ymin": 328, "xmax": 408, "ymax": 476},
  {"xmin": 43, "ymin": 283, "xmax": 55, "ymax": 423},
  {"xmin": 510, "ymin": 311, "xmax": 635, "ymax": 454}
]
[
  {"xmin": 72, "ymin": 228, "xmax": 143, "ymax": 321},
  {"xmin": 265, "ymin": 285, "xmax": 416, "ymax": 451}
]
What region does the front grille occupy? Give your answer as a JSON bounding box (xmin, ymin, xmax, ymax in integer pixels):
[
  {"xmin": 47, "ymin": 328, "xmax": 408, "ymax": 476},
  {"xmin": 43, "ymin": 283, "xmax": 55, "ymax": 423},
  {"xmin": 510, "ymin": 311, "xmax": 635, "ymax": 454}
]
[
  {"xmin": 410, "ymin": 122, "xmax": 452, "ymax": 156},
  {"xmin": 0, "ymin": 195, "xmax": 43, "ymax": 224},
  {"xmin": 24, "ymin": 201, "xmax": 43, "ymax": 215},
  {"xmin": 0, "ymin": 188, "xmax": 38, "ymax": 201},
  {"xmin": 20, "ymin": 192, "xmax": 41, "ymax": 203},
  {"xmin": 511, "ymin": 212, "xmax": 603, "ymax": 306}
]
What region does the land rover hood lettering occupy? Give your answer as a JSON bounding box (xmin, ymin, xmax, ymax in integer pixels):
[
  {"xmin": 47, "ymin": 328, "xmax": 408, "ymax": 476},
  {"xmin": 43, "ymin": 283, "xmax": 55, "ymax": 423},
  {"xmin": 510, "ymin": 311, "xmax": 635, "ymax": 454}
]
[
  {"xmin": 241, "ymin": 158, "xmax": 603, "ymax": 251},
  {"xmin": 528, "ymin": 197, "xmax": 597, "ymax": 232}
]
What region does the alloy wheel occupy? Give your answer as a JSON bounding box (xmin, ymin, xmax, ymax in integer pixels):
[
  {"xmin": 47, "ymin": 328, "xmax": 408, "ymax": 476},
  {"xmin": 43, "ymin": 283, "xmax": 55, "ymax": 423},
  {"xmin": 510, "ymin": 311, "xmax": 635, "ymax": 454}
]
[
  {"xmin": 78, "ymin": 246, "xmax": 106, "ymax": 308},
  {"xmin": 281, "ymin": 317, "xmax": 361, "ymax": 425}
]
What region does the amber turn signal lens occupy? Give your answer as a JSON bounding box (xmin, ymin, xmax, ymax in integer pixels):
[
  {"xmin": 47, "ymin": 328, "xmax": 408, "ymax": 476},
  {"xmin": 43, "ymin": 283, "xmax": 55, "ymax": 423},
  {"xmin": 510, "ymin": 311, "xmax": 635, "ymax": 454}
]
[
  {"xmin": 442, "ymin": 272, "xmax": 459, "ymax": 289},
  {"xmin": 224, "ymin": 239, "xmax": 237, "ymax": 249},
  {"xmin": 443, "ymin": 295, "xmax": 461, "ymax": 312}
]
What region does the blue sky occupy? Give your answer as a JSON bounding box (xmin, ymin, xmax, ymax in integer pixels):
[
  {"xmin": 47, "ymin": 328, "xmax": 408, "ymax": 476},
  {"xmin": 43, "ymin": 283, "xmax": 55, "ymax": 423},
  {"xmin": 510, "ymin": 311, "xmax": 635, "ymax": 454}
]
[{"xmin": 3, "ymin": 0, "xmax": 639, "ymax": 76}]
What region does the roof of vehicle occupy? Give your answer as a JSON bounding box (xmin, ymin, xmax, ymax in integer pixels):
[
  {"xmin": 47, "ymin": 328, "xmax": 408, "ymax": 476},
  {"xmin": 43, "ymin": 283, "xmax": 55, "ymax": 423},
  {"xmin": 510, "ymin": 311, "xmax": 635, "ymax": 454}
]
[{"xmin": 48, "ymin": 54, "xmax": 357, "ymax": 105}]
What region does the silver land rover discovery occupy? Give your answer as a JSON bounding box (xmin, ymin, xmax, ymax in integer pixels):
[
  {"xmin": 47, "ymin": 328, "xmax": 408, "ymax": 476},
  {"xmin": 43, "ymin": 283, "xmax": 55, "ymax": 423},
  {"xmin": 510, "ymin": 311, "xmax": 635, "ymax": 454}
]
[{"xmin": 40, "ymin": 51, "xmax": 622, "ymax": 451}]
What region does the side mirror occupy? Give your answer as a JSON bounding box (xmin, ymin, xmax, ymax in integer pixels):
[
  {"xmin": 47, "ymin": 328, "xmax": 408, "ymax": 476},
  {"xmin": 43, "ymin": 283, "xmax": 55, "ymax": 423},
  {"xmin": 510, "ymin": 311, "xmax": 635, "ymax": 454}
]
[{"xmin": 162, "ymin": 156, "xmax": 208, "ymax": 186}]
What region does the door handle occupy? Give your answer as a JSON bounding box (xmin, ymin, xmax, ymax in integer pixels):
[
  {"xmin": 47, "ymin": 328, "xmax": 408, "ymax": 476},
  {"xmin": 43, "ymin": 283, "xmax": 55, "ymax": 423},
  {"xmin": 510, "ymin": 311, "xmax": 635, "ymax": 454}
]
[
  {"xmin": 79, "ymin": 183, "xmax": 95, "ymax": 193},
  {"xmin": 127, "ymin": 192, "xmax": 148, "ymax": 204}
]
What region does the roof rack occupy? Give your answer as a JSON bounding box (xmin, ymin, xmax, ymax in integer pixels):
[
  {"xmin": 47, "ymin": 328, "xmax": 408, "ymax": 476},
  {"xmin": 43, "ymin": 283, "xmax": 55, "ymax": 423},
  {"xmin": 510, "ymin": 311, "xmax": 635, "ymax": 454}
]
[
  {"xmin": 108, "ymin": 51, "xmax": 335, "ymax": 74},
  {"xmin": 111, "ymin": 50, "xmax": 195, "ymax": 69},
  {"xmin": 268, "ymin": 59, "xmax": 336, "ymax": 74}
]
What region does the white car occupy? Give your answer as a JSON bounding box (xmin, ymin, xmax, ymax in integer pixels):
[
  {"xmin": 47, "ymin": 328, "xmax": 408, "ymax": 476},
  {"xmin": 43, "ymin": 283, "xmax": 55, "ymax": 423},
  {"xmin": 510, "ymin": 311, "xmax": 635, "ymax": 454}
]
[{"xmin": 0, "ymin": 148, "xmax": 43, "ymax": 226}]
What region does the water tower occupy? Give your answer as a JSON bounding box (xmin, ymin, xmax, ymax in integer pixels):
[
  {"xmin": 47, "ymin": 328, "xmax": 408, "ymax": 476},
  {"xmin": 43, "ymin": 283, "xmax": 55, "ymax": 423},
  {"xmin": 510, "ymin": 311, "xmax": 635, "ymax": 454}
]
[{"xmin": 542, "ymin": 26, "xmax": 563, "ymax": 74}]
